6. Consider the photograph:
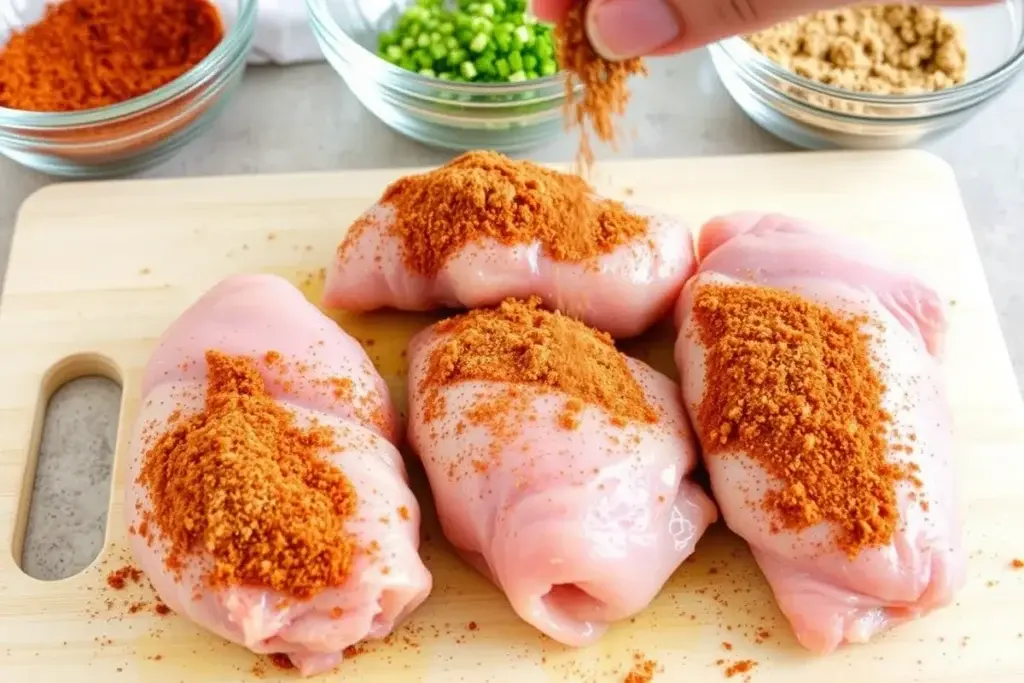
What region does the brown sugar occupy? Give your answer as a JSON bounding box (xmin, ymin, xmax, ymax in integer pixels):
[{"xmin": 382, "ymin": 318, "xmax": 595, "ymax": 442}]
[
  {"xmin": 745, "ymin": 5, "xmax": 967, "ymax": 94},
  {"xmin": 554, "ymin": 0, "xmax": 648, "ymax": 171},
  {"xmin": 135, "ymin": 350, "xmax": 359, "ymax": 599},
  {"xmin": 421, "ymin": 297, "xmax": 658, "ymax": 434},
  {"xmin": 692, "ymin": 283, "xmax": 914, "ymax": 557},
  {"xmin": 339, "ymin": 151, "xmax": 649, "ymax": 278}
]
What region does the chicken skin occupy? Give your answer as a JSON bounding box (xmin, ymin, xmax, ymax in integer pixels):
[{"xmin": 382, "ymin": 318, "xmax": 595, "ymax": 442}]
[
  {"xmin": 125, "ymin": 274, "xmax": 432, "ymax": 676},
  {"xmin": 405, "ymin": 298, "xmax": 717, "ymax": 646},
  {"xmin": 674, "ymin": 213, "xmax": 963, "ymax": 653}
]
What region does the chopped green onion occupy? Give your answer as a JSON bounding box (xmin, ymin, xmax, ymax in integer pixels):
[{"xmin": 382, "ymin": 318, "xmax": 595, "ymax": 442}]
[{"xmin": 378, "ymin": 0, "xmax": 559, "ymax": 83}]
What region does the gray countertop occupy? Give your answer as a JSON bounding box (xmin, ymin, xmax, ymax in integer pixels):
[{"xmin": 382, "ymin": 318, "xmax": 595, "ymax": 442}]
[{"xmin": 4, "ymin": 52, "xmax": 1022, "ymax": 582}]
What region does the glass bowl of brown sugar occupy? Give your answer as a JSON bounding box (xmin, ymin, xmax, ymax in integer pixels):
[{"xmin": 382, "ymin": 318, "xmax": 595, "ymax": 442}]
[
  {"xmin": 708, "ymin": 2, "xmax": 1024, "ymax": 149},
  {"xmin": 0, "ymin": 0, "xmax": 256, "ymax": 178}
]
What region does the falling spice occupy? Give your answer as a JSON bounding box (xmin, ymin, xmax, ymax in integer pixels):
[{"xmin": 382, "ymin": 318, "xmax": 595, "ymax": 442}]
[
  {"xmin": 0, "ymin": 0, "xmax": 224, "ymax": 112},
  {"xmin": 692, "ymin": 283, "xmax": 915, "ymax": 557},
  {"xmin": 555, "ymin": 0, "xmax": 648, "ymax": 171},
  {"xmin": 340, "ymin": 151, "xmax": 649, "ymax": 278},
  {"xmin": 421, "ymin": 297, "xmax": 659, "ymax": 437},
  {"xmin": 134, "ymin": 351, "xmax": 359, "ymax": 599}
]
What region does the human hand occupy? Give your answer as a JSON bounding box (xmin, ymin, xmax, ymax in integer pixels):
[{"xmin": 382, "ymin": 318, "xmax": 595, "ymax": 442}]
[{"xmin": 531, "ymin": 0, "xmax": 997, "ymax": 60}]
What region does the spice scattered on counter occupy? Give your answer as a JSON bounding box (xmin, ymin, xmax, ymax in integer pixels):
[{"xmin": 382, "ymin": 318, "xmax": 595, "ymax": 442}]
[
  {"xmin": 745, "ymin": 5, "xmax": 966, "ymax": 94},
  {"xmin": 379, "ymin": 0, "xmax": 558, "ymax": 83},
  {"xmin": 135, "ymin": 350, "xmax": 358, "ymax": 599},
  {"xmin": 1012, "ymin": 558, "xmax": 1024, "ymax": 569},
  {"xmin": 692, "ymin": 283, "xmax": 916, "ymax": 557},
  {"xmin": 0, "ymin": 0, "xmax": 224, "ymax": 112},
  {"xmin": 341, "ymin": 151, "xmax": 649, "ymax": 278},
  {"xmin": 421, "ymin": 297, "xmax": 658, "ymax": 443},
  {"xmin": 555, "ymin": 0, "xmax": 648, "ymax": 171}
]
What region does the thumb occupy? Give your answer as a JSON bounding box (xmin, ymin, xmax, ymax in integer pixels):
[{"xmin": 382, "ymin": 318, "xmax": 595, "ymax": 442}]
[{"xmin": 584, "ymin": 0, "xmax": 982, "ymax": 60}]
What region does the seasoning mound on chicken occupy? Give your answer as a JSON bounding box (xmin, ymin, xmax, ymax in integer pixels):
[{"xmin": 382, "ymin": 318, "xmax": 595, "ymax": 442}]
[
  {"xmin": 125, "ymin": 274, "xmax": 432, "ymax": 676},
  {"xmin": 323, "ymin": 151, "xmax": 695, "ymax": 339},
  {"xmin": 674, "ymin": 213, "xmax": 963, "ymax": 652},
  {"xmin": 406, "ymin": 297, "xmax": 717, "ymax": 645}
]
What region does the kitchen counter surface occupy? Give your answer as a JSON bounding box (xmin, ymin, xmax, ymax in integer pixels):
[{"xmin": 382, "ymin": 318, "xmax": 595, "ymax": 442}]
[{"xmin": 3, "ymin": 53, "xmax": 1022, "ymax": 582}]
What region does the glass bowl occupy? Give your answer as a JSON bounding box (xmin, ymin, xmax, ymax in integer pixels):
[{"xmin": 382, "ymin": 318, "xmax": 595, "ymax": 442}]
[
  {"xmin": 708, "ymin": 1, "xmax": 1024, "ymax": 149},
  {"xmin": 0, "ymin": 0, "xmax": 256, "ymax": 178},
  {"xmin": 305, "ymin": 0, "xmax": 580, "ymax": 152}
]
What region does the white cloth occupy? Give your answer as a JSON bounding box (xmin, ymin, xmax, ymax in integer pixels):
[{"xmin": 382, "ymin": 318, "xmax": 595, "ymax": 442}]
[{"xmin": 225, "ymin": 0, "xmax": 325, "ymax": 65}]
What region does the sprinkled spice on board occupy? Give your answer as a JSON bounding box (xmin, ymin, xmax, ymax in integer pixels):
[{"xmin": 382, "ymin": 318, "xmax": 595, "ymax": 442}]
[
  {"xmin": 724, "ymin": 659, "xmax": 758, "ymax": 678},
  {"xmin": 339, "ymin": 151, "xmax": 649, "ymax": 278},
  {"xmin": 420, "ymin": 297, "xmax": 658, "ymax": 437},
  {"xmin": 555, "ymin": 0, "xmax": 648, "ymax": 171},
  {"xmin": 624, "ymin": 652, "xmax": 658, "ymax": 682},
  {"xmin": 106, "ymin": 564, "xmax": 143, "ymax": 589},
  {"xmin": 692, "ymin": 283, "xmax": 915, "ymax": 557},
  {"xmin": 135, "ymin": 351, "xmax": 359, "ymax": 599},
  {"xmin": 0, "ymin": 0, "xmax": 224, "ymax": 112}
]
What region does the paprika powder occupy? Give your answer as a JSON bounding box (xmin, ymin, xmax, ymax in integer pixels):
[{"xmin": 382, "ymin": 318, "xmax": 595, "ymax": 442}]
[
  {"xmin": 0, "ymin": 0, "xmax": 224, "ymax": 113},
  {"xmin": 340, "ymin": 151, "xmax": 650, "ymax": 278},
  {"xmin": 136, "ymin": 350, "xmax": 359, "ymax": 600},
  {"xmin": 692, "ymin": 283, "xmax": 917, "ymax": 557}
]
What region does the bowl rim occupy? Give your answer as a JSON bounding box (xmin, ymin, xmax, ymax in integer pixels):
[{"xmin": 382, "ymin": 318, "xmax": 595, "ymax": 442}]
[
  {"xmin": 713, "ymin": 3, "xmax": 1024, "ymax": 108},
  {"xmin": 0, "ymin": 0, "xmax": 258, "ymax": 127},
  {"xmin": 304, "ymin": 0, "xmax": 577, "ymax": 97}
]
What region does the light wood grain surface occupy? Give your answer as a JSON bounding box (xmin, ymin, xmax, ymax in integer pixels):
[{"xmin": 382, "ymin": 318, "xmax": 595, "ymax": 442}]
[{"xmin": 0, "ymin": 150, "xmax": 1021, "ymax": 682}]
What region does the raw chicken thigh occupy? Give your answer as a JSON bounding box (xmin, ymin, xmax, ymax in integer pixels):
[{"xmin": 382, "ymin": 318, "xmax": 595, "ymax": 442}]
[
  {"xmin": 125, "ymin": 274, "xmax": 432, "ymax": 676},
  {"xmin": 406, "ymin": 298, "xmax": 717, "ymax": 646},
  {"xmin": 323, "ymin": 151, "xmax": 696, "ymax": 338},
  {"xmin": 674, "ymin": 213, "xmax": 963, "ymax": 652}
]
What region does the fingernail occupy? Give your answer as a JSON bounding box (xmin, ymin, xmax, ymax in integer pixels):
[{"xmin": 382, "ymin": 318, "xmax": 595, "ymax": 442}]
[{"xmin": 586, "ymin": 0, "xmax": 681, "ymax": 60}]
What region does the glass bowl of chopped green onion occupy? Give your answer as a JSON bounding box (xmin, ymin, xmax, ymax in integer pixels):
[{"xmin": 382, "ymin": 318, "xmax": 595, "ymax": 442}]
[{"xmin": 305, "ymin": 0, "xmax": 577, "ymax": 152}]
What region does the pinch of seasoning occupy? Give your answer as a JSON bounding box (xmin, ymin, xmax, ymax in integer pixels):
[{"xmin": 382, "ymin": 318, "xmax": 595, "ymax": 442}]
[
  {"xmin": 1011, "ymin": 558, "xmax": 1024, "ymax": 569},
  {"xmin": 420, "ymin": 297, "xmax": 659, "ymax": 436},
  {"xmin": 745, "ymin": 5, "xmax": 966, "ymax": 94},
  {"xmin": 339, "ymin": 151, "xmax": 649, "ymax": 278},
  {"xmin": 554, "ymin": 0, "xmax": 648, "ymax": 172},
  {"xmin": 135, "ymin": 350, "xmax": 359, "ymax": 599},
  {"xmin": 692, "ymin": 283, "xmax": 915, "ymax": 558},
  {"xmin": 624, "ymin": 652, "xmax": 658, "ymax": 683}
]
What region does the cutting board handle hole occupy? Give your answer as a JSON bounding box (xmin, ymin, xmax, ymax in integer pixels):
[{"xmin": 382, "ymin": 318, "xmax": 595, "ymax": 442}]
[{"xmin": 15, "ymin": 354, "xmax": 123, "ymax": 582}]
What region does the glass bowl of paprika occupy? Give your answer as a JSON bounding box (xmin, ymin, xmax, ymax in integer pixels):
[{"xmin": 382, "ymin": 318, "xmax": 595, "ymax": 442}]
[{"xmin": 0, "ymin": 0, "xmax": 257, "ymax": 178}]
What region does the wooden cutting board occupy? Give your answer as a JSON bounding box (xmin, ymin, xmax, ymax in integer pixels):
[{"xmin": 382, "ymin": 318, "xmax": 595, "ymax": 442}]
[{"xmin": 0, "ymin": 151, "xmax": 1022, "ymax": 683}]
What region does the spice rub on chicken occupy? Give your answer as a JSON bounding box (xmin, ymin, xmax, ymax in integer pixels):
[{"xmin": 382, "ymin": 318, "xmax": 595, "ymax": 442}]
[
  {"xmin": 674, "ymin": 213, "xmax": 963, "ymax": 653},
  {"xmin": 323, "ymin": 151, "xmax": 696, "ymax": 339},
  {"xmin": 125, "ymin": 274, "xmax": 432, "ymax": 677},
  {"xmin": 406, "ymin": 297, "xmax": 717, "ymax": 646}
]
